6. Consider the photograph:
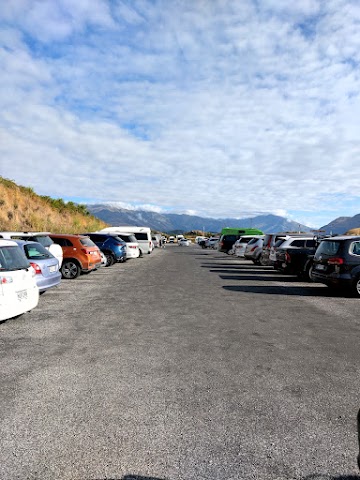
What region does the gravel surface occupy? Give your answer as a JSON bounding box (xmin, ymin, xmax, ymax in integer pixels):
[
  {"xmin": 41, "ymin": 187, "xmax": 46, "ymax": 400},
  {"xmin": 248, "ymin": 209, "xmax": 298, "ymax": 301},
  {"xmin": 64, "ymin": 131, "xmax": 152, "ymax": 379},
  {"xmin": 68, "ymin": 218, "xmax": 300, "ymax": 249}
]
[{"xmin": 0, "ymin": 244, "xmax": 359, "ymax": 480}]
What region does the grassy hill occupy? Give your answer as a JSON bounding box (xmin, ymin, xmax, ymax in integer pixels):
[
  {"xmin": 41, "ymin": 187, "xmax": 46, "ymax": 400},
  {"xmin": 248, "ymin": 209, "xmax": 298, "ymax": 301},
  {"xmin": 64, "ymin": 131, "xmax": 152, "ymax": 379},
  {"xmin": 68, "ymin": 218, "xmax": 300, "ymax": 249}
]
[{"xmin": 0, "ymin": 177, "xmax": 108, "ymax": 233}]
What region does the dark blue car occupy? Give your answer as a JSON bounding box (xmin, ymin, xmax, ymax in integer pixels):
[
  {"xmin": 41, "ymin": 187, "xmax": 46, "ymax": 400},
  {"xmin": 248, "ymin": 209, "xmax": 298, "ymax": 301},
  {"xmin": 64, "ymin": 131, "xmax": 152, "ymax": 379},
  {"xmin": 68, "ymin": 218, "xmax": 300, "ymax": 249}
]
[{"xmin": 82, "ymin": 233, "xmax": 127, "ymax": 267}]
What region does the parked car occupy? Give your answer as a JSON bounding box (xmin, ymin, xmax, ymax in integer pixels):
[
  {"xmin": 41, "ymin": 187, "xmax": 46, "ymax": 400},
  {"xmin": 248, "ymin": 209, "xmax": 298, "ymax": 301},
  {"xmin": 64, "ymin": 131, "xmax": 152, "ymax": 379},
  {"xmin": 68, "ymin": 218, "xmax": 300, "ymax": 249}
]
[
  {"xmin": 113, "ymin": 233, "xmax": 140, "ymax": 259},
  {"xmin": 100, "ymin": 227, "xmax": 153, "ymax": 255},
  {"xmin": 0, "ymin": 239, "xmax": 39, "ymax": 321},
  {"xmin": 49, "ymin": 234, "xmax": 102, "ymax": 279},
  {"xmin": 244, "ymin": 237, "xmax": 265, "ymax": 264},
  {"xmin": 274, "ymin": 237, "xmax": 317, "ymax": 278},
  {"xmin": 0, "ymin": 231, "xmax": 63, "ymax": 267},
  {"xmin": 218, "ymin": 234, "xmax": 238, "ymax": 254},
  {"xmin": 152, "ymin": 234, "xmax": 162, "ymax": 248},
  {"xmin": 210, "ymin": 237, "xmax": 220, "ymax": 249},
  {"xmin": 178, "ymin": 238, "xmax": 191, "ymax": 246},
  {"xmin": 271, "ymin": 236, "xmax": 315, "ymax": 268},
  {"xmin": 195, "ymin": 236, "xmax": 206, "ymax": 244},
  {"xmin": 82, "ymin": 233, "xmax": 127, "ymax": 266},
  {"xmin": 234, "ymin": 235, "xmax": 264, "ymax": 258},
  {"xmin": 311, "ymin": 235, "xmax": 360, "ymax": 296},
  {"xmin": 100, "ymin": 250, "xmax": 107, "ymax": 267},
  {"xmin": 13, "ymin": 240, "xmax": 61, "ymax": 294},
  {"xmin": 218, "ymin": 228, "xmax": 264, "ymax": 254},
  {"xmin": 168, "ymin": 236, "xmax": 175, "ymax": 243},
  {"xmin": 261, "ymin": 233, "xmax": 312, "ymax": 266}
]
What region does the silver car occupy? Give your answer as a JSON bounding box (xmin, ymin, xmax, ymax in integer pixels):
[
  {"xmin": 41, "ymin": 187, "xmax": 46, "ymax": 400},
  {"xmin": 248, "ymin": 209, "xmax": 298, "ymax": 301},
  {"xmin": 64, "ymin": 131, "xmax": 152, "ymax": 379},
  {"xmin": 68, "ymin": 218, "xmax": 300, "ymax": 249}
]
[
  {"xmin": 244, "ymin": 237, "xmax": 265, "ymax": 265},
  {"xmin": 14, "ymin": 240, "xmax": 61, "ymax": 294}
]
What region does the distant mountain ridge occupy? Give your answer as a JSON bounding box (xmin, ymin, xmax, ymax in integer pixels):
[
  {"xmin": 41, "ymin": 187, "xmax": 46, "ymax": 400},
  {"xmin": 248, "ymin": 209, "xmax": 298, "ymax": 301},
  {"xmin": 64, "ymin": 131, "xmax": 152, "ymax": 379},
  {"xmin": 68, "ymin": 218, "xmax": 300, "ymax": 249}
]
[
  {"xmin": 319, "ymin": 213, "xmax": 360, "ymax": 235},
  {"xmin": 87, "ymin": 204, "xmax": 313, "ymax": 234}
]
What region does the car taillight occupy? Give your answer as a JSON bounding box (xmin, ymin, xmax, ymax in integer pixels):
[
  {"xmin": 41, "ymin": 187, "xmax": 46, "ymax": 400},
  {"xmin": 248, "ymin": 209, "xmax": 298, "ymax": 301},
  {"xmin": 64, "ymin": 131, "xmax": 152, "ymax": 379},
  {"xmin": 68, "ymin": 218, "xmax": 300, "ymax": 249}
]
[
  {"xmin": 328, "ymin": 257, "xmax": 344, "ymax": 265},
  {"xmin": 130, "ymin": 245, "xmax": 137, "ymax": 249},
  {"xmin": 220, "ymin": 242, "xmax": 223, "ymax": 247},
  {"xmin": 251, "ymin": 246, "xmax": 257, "ymax": 252},
  {"xmin": 30, "ymin": 262, "xmax": 42, "ymax": 274},
  {"xmin": 285, "ymin": 252, "xmax": 291, "ymax": 263},
  {"xmin": 0, "ymin": 276, "xmax": 13, "ymax": 284}
]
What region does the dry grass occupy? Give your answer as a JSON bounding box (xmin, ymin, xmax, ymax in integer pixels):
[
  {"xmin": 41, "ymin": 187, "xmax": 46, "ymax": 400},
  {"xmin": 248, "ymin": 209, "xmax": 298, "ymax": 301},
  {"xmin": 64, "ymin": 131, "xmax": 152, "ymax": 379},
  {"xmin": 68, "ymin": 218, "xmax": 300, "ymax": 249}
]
[
  {"xmin": 0, "ymin": 177, "xmax": 108, "ymax": 233},
  {"xmin": 347, "ymin": 228, "xmax": 360, "ymax": 235}
]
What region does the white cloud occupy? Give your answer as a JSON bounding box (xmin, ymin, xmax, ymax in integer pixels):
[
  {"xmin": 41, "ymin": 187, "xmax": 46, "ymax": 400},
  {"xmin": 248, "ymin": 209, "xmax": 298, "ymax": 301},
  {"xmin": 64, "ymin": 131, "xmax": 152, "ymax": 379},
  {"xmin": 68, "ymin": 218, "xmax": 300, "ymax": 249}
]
[{"xmin": 1, "ymin": 0, "xmax": 360, "ymax": 227}]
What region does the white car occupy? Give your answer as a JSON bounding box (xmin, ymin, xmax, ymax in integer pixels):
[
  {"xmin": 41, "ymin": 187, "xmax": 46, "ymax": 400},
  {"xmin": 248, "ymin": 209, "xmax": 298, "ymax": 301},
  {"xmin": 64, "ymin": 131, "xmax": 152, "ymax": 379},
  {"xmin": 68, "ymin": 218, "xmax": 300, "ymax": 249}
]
[
  {"xmin": 207, "ymin": 237, "xmax": 220, "ymax": 249},
  {"xmin": 113, "ymin": 233, "xmax": 140, "ymax": 259},
  {"xmin": 0, "ymin": 232, "xmax": 63, "ymax": 267},
  {"xmin": 195, "ymin": 236, "xmax": 206, "ymax": 244},
  {"xmin": 100, "ymin": 251, "xmax": 107, "ymax": 267},
  {"xmin": 234, "ymin": 235, "xmax": 264, "ymax": 257},
  {"xmin": 178, "ymin": 238, "xmax": 191, "ymax": 246},
  {"xmin": 0, "ymin": 240, "xmax": 39, "ymax": 321}
]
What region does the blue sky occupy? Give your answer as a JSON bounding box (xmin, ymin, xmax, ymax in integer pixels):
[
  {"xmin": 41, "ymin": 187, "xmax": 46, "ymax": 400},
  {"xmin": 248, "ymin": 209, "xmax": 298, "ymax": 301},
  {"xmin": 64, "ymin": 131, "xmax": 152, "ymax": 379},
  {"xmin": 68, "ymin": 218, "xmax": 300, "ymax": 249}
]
[{"xmin": 1, "ymin": 0, "xmax": 360, "ymax": 228}]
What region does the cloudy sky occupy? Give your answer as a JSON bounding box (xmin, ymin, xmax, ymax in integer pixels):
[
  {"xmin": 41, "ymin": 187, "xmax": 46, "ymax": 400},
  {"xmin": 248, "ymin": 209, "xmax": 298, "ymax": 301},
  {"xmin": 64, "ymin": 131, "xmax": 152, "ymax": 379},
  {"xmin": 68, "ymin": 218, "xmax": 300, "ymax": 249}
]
[{"xmin": 1, "ymin": 0, "xmax": 360, "ymax": 227}]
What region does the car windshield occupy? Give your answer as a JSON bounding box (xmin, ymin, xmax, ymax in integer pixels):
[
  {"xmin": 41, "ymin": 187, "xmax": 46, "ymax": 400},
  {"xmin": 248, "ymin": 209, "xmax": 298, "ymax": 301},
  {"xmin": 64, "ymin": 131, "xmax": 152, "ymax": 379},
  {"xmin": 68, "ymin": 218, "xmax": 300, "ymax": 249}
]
[
  {"xmin": 0, "ymin": 246, "xmax": 30, "ymax": 271},
  {"xmin": 80, "ymin": 237, "xmax": 97, "ymax": 247},
  {"xmin": 24, "ymin": 243, "xmax": 51, "ymax": 259},
  {"xmin": 316, "ymin": 240, "xmax": 341, "ymax": 256}
]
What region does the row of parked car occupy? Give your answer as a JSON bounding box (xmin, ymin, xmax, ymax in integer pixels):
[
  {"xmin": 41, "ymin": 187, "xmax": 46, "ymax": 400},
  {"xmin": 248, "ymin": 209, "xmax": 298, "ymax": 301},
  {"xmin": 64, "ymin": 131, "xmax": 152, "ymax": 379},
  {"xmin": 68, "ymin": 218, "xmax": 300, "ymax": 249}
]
[
  {"xmin": 0, "ymin": 228, "xmax": 165, "ymax": 322},
  {"xmin": 198, "ymin": 230, "xmax": 360, "ymax": 297}
]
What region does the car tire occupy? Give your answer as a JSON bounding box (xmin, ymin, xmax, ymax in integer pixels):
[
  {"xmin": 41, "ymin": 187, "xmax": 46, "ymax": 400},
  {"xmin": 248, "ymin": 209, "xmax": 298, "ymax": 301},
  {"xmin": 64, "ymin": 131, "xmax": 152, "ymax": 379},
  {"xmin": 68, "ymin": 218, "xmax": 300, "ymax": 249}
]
[
  {"xmin": 139, "ymin": 249, "xmax": 143, "ymax": 257},
  {"xmin": 299, "ymin": 262, "xmax": 314, "ymax": 282},
  {"xmin": 61, "ymin": 260, "xmax": 81, "ymax": 279},
  {"xmin": 352, "ymin": 276, "xmax": 360, "ymax": 297},
  {"xmin": 105, "ymin": 252, "xmax": 115, "ymax": 267}
]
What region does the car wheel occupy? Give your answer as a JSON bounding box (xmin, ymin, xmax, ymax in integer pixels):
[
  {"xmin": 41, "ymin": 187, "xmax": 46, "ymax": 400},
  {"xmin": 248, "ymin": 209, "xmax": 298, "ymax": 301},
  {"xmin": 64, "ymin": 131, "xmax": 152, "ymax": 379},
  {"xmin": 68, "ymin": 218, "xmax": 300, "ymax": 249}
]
[
  {"xmin": 352, "ymin": 276, "xmax": 360, "ymax": 297},
  {"xmin": 61, "ymin": 260, "xmax": 81, "ymax": 279},
  {"xmin": 300, "ymin": 262, "xmax": 314, "ymax": 282},
  {"xmin": 139, "ymin": 249, "xmax": 143, "ymax": 257},
  {"xmin": 105, "ymin": 253, "xmax": 115, "ymax": 267}
]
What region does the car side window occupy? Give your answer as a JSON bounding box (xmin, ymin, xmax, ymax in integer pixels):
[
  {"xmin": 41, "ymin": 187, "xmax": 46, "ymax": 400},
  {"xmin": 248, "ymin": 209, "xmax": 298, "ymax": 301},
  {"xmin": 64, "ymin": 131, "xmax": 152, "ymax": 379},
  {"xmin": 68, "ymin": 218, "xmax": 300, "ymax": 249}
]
[
  {"xmin": 291, "ymin": 240, "xmax": 305, "ymax": 247},
  {"xmin": 52, "ymin": 238, "xmax": 73, "ymax": 247},
  {"xmin": 350, "ymin": 241, "xmax": 360, "ymax": 256}
]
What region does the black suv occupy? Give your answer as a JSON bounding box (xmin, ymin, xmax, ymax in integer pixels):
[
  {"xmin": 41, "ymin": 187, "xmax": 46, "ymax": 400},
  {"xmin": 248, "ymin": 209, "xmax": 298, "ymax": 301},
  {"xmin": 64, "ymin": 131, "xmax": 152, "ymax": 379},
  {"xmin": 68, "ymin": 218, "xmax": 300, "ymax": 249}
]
[
  {"xmin": 311, "ymin": 235, "xmax": 360, "ymax": 296},
  {"xmin": 82, "ymin": 233, "xmax": 127, "ymax": 267}
]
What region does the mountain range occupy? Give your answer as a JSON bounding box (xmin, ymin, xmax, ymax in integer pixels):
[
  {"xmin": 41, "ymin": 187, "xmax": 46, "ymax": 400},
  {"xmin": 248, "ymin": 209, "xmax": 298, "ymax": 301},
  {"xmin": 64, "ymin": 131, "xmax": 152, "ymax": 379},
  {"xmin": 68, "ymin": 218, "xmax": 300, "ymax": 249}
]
[
  {"xmin": 87, "ymin": 204, "xmax": 360, "ymax": 235},
  {"xmin": 88, "ymin": 204, "xmax": 314, "ymax": 234}
]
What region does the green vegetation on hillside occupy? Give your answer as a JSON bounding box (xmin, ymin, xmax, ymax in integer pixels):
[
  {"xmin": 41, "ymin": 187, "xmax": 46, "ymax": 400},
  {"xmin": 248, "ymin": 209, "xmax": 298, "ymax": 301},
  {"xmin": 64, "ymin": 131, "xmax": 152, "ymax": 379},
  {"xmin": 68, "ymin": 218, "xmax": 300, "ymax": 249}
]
[{"xmin": 0, "ymin": 177, "xmax": 108, "ymax": 233}]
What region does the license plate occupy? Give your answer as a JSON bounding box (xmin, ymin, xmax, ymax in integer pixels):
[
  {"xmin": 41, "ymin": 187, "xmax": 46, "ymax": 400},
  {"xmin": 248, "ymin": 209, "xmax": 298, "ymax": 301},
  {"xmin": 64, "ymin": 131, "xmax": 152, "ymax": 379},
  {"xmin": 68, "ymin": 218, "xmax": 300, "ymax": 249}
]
[
  {"xmin": 49, "ymin": 265, "xmax": 57, "ymax": 273},
  {"xmin": 17, "ymin": 290, "xmax": 28, "ymax": 301},
  {"xmin": 316, "ymin": 264, "xmax": 326, "ymax": 270}
]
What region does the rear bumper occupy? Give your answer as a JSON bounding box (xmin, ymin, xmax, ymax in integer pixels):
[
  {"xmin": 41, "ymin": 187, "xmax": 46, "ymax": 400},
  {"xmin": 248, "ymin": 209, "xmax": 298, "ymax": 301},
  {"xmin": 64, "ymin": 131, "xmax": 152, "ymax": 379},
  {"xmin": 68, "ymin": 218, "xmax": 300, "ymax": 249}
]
[
  {"xmin": 37, "ymin": 273, "xmax": 62, "ymax": 292},
  {"xmin": 311, "ymin": 270, "xmax": 353, "ymax": 287},
  {"xmin": 0, "ymin": 285, "xmax": 39, "ymax": 321}
]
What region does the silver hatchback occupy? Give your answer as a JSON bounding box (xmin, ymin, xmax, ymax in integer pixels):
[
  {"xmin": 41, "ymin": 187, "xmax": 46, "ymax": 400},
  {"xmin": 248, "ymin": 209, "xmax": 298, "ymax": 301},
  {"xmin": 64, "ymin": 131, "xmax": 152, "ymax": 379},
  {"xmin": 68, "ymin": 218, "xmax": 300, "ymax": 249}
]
[{"xmin": 14, "ymin": 240, "xmax": 61, "ymax": 294}]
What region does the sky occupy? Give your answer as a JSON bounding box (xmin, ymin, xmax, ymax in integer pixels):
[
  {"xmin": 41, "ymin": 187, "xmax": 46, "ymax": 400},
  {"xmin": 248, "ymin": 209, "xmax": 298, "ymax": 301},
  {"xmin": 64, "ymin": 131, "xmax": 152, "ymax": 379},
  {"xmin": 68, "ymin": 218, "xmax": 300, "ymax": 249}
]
[{"xmin": 1, "ymin": 0, "xmax": 360, "ymax": 228}]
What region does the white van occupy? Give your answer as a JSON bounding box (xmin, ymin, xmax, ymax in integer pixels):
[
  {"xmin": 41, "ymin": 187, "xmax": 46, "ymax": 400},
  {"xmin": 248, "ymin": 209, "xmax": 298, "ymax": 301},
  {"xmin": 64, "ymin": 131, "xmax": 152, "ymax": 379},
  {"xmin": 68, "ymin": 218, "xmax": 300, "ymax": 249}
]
[
  {"xmin": 100, "ymin": 226, "xmax": 153, "ymax": 255},
  {"xmin": 0, "ymin": 240, "xmax": 39, "ymax": 321}
]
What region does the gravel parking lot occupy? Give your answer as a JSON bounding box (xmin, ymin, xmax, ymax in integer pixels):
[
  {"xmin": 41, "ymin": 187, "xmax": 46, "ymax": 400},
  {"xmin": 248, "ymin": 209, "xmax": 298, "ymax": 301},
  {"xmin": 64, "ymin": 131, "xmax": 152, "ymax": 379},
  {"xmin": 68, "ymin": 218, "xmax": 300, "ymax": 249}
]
[{"xmin": 1, "ymin": 244, "xmax": 359, "ymax": 480}]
